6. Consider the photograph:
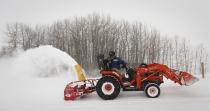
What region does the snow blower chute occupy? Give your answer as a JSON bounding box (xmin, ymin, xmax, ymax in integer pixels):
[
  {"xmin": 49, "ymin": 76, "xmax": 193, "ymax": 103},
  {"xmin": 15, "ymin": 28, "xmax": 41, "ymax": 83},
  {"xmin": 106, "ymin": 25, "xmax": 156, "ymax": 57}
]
[{"xmin": 64, "ymin": 63, "xmax": 199, "ymax": 100}]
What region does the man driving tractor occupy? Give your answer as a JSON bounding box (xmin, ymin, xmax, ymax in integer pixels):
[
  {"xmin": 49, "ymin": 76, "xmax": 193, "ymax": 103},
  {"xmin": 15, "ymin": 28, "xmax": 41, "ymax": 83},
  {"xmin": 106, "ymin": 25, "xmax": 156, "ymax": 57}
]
[
  {"xmin": 106, "ymin": 51, "xmax": 136, "ymax": 82},
  {"xmin": 107, "ymin": 51, "xmax": 126, "ymax": 71}
]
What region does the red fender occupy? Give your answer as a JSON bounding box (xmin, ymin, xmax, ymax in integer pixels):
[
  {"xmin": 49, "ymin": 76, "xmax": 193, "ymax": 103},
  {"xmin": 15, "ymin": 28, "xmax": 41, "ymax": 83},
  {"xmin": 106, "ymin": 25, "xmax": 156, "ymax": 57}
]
[{"xmin": 100, "ymin": 70, "xmax": 123, "ymax": 85}]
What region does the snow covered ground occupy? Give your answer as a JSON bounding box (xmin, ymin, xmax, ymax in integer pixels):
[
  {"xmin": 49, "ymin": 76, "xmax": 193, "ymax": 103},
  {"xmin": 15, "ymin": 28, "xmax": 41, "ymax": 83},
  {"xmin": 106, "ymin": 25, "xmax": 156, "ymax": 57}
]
[{"xmin": 0, "ymin": 46, "xmax": 209, "ymax": 111}]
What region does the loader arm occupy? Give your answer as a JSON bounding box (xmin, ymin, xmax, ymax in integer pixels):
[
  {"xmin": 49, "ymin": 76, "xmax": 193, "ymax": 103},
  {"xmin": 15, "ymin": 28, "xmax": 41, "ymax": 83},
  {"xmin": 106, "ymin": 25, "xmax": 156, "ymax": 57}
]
[
  {"xmin": 159, "ymin": 66, "xmax": 182, "ymax": 85},
  {"xmin": 147, "ymin": 63, "xmax": 199, "ymax": 86}
]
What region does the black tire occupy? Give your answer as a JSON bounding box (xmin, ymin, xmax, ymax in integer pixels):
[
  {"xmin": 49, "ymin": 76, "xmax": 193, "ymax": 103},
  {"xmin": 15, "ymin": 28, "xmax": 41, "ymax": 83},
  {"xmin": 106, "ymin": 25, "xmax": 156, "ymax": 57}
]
[
  {"xmin": 96, "ymin": 76, "xmax": 121, "ymax": 100},
  {"xmin": 144, "ymin": 83, "xmax": 160, "ymax": 98}
]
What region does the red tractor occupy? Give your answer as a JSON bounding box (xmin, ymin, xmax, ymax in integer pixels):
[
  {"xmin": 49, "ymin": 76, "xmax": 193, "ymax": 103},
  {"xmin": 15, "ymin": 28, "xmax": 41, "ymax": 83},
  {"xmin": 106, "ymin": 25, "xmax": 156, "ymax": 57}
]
[
  {"xmin": 64, "ymin": 61, "xmax": 198, "ymax": 100},
  {"xmin": 95, "ymin": 63, "xmax": 198, "ymax": 100}
]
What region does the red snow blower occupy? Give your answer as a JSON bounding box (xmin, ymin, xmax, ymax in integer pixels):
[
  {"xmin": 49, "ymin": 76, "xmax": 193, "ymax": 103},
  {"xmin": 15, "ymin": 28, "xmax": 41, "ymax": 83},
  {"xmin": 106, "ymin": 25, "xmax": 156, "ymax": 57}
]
[{"xmin": 64, "ymin": 62, "xmax": 199, "ymax": 100}]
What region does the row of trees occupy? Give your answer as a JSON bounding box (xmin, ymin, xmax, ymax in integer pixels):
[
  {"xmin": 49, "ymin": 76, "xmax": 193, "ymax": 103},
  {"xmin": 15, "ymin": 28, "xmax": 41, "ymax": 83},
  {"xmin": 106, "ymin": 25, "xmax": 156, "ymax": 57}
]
[{"xmin": 1, "ymin": 14, "xmax": 208, "ymax": 75}]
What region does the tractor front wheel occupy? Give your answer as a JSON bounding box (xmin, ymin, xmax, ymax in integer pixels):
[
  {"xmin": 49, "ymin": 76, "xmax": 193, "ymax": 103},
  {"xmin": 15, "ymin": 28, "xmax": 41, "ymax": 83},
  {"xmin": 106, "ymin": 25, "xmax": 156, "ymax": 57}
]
[
  {"xmin": 144, "ymin": 83, "xmax": 160, "ymax": 98},
  {"xmin": 96, "ymin": 76, "xmax": 121, "ymax": 100}
]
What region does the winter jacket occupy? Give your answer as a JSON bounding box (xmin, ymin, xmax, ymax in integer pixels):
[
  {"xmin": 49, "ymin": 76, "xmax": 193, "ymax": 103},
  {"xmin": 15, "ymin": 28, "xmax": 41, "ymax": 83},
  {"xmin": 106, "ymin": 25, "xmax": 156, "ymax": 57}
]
[{"xmin": 109, "ymin": 57, "xmax": 125, "ymax": 70}]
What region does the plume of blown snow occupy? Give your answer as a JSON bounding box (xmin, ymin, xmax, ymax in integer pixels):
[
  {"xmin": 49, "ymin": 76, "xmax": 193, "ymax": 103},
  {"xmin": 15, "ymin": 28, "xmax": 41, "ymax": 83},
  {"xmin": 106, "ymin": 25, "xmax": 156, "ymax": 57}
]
[{"xmin": 0, "ymin": 45, "xmax": 81, "ymax": 81}]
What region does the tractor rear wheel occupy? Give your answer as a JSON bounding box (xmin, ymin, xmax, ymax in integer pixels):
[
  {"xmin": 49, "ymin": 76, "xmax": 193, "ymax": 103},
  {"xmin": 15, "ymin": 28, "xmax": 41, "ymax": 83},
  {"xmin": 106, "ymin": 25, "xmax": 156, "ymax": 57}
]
[
  {"xmin": 96, "ymin": 76, "xmax": 121, "ymax": 100},
  {"xmin": 144, "ymin": 83, "xmax": 160, "ymax": 98}
]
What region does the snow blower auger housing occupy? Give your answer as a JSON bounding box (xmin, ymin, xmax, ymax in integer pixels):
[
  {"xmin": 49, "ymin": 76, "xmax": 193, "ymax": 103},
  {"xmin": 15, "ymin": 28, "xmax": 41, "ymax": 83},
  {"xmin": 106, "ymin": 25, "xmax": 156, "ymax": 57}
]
[
  {"xmin": 64, "ymin": 79, "xmax": 98, "ymax": 100},
  {"xmin": 64, "ymin": 63, "xmax": 199, "ymax": 100},
  {"xmin": 64, "ymin": 64, "xmax": 98, "ymax": 100}
]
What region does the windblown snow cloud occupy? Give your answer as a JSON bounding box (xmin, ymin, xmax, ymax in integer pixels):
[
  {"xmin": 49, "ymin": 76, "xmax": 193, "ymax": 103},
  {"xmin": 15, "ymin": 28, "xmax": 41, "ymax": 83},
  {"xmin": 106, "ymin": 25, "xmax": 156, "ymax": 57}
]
[{"xmin": 0, "ymin": 45, "xmax": 79, "ymax": 81}]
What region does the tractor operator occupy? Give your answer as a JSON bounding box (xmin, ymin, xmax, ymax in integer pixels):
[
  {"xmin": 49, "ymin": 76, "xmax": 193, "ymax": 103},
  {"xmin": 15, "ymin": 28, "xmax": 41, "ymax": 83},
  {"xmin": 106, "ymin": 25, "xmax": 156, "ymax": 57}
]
[
  {"xmin": 107, "ymin": 51, "xmax": 126, "ymax": 72},
  {"xmin": 106, "ymin": 51, "xmax": 135, "ymax": 82}
]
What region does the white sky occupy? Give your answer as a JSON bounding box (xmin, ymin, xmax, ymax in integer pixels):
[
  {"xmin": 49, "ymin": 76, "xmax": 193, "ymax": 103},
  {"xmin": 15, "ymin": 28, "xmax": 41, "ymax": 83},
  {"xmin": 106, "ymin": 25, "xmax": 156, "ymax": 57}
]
[{"xmin": 0, "ymin": 0, "xmax": 209, "ymax": 49}]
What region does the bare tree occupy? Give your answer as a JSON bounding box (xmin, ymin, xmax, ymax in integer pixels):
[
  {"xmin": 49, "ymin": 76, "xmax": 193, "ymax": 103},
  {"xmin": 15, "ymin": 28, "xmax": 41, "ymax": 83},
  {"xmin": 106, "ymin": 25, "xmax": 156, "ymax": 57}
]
[{"xmin": 3, "ymin": 14, "xmax": 209, "ymax": 76}]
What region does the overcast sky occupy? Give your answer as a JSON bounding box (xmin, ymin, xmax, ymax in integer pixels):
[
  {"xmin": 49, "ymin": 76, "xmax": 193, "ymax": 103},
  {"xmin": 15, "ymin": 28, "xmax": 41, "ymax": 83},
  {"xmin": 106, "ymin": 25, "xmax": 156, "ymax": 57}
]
[{"xmin": 0, "ymin": 0, "xmax": 209, "ymax": 49}]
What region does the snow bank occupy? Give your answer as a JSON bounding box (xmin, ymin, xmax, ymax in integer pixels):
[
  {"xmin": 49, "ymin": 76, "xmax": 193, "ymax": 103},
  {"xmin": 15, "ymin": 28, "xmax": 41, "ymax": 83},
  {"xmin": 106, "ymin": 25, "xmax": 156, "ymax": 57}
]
[{"xmin": 0, "ymin": 45, "xmax": 82, "ymax": 81}]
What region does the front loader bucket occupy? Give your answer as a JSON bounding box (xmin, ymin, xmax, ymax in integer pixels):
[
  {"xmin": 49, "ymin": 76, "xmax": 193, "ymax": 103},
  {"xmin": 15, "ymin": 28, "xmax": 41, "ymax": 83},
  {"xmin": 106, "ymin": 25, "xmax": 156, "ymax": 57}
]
[{"xmin": 180, "ymin": 72, "xmax": 199, "ymax": 86}]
